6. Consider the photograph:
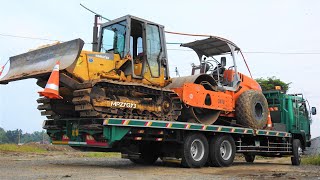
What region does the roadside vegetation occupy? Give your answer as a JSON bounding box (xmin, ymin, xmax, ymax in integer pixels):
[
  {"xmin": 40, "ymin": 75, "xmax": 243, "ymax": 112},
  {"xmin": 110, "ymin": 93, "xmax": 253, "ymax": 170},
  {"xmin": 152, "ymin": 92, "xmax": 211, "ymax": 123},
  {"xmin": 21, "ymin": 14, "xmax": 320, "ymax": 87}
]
[
  {"xmin": 302, "ymin": 155, "xmax": 320, "ymax": 166},
  {"xmin": 0, "ymin": 127, "xmax": 50, "ymax": 144},
  {"xmin": 0, "ymin": 143, "xmax": 120, "ymax": 158},
  {"xmin": 0, "ymin": 144, "xmax": 47, "ymax": 153},
  {"xmin": 255, "ymin": 76, "xmax": 291, "ymax": 93},
  {"xmin": 82, "ymin": 152, "xmax": 120, "ymax": 158}
]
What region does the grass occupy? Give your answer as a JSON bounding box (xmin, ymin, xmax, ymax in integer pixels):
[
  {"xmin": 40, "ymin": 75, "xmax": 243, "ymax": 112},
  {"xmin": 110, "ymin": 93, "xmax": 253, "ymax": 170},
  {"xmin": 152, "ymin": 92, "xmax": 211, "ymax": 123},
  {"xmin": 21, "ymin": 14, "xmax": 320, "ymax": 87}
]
[
  {"xmin": 0, "ymin": 144, "xmax": 120, "ymax": 158},
  {"xmin": 302, "ymin": 155, "xmax": 320, "ymax": 165},
  {"xmin": 0, "ymin": 144, "xmax": 47, "ymax": 153},
  {"xmin": 81, "ymin": 152, "xmax": 120, "ymax": 158}
]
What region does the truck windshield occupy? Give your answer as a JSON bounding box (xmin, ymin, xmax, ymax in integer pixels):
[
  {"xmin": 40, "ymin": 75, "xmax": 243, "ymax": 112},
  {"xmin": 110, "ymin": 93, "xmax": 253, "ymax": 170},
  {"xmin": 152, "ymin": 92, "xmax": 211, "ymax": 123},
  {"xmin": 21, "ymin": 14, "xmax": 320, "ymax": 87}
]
[{"xmin": 101, "ymin": 21, "xmax": 127, "ymax": 58}]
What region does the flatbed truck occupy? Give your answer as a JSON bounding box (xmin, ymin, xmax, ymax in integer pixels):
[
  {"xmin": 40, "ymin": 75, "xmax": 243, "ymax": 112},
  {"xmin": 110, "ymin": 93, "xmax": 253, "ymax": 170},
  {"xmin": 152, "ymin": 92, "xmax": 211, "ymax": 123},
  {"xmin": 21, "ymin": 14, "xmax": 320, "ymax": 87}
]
[{"xmin": 43, "ymin": 117, "xmax": 301, "ymax": 167}]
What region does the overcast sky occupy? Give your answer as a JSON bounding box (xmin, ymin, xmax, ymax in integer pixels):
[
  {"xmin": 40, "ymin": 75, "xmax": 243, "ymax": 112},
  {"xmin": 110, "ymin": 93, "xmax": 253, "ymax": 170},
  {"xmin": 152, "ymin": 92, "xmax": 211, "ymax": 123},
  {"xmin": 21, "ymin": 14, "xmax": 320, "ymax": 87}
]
[{"xmin": 0, "ymin": 0, "xmax": 319, "ymax": 137}]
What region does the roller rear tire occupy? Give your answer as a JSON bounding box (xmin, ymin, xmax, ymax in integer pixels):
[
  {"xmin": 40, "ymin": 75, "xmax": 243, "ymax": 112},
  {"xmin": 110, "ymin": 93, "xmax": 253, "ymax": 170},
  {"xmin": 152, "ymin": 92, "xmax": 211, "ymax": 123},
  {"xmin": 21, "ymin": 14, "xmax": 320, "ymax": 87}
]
[{"xmin": 236, "ymin": 90, "xmax": 268, "ymax": 129}]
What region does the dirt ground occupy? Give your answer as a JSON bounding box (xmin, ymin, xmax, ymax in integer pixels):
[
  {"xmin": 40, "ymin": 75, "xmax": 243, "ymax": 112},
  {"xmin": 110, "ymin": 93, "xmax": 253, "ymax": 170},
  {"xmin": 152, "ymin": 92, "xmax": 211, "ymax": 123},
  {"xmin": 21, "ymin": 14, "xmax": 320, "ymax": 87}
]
[{"xmin": 0, "ymin": 151, "xmax": 320, "ymax": 180}]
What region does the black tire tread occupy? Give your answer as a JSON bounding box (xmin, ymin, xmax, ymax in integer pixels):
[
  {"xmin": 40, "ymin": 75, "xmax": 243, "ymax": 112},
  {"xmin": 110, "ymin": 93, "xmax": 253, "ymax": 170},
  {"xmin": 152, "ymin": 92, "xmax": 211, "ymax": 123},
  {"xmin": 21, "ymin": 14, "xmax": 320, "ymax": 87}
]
[
  {"xmin": 244, "ymin": 154, "xmax": 255, "ymax": 163},
  {"xmin": 291, "ymin": 139, "xmax": 301, "ymax": 166},
  {"xmin": 209, "ymin": 134, "xmax": 236, "ymax": 167},
  {"xmin": 236, "ymin": 90, "xmax": 268, "ymax": 129},
  {"xmin": 181, "ymin": 133, "xmax": 209, "ymax": 168}
]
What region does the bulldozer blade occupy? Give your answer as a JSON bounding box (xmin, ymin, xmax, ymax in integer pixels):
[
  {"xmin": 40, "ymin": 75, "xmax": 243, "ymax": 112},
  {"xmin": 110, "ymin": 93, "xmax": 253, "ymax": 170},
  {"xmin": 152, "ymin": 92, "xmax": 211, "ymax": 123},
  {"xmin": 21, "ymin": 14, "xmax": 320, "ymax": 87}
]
[{"xmin": 0, "ymin": 38, "xmax": 84, "ymax": 84}]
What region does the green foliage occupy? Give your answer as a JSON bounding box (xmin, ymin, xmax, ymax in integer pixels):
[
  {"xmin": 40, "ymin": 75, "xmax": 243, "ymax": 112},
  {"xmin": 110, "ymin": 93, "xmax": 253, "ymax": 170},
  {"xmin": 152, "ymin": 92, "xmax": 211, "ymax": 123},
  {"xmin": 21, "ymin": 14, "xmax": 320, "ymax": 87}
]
[
  {"xmin": 21, "ymin": 130, "xmax": 50, "ymax": 144},
  {"xmin": 302, "ymin": 155, "xmax": 320, "ymax": 165},
  {"xmin": 0, "ymin": 144, "xmax": 46, "ymax": 153},
  {"xmin": 255, "ymin": 76, "xmax": 291, "ymax": 93},
  {"xmin": 5, "ymin": 129, "xmax": 22, "ymax": 144},
  {"xmin": 0, "ymin": 128, "xmax": 9, "ymax": 143},
  {"xmin": 0, "ymin": 128, "xmax": 50, "ymax": 144}
]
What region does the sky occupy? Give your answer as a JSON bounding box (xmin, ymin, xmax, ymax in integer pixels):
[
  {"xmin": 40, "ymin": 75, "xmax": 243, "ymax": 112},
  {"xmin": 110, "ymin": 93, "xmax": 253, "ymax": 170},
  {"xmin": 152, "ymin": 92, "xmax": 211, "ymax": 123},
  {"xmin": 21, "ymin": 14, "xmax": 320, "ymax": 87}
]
[{"xmin": 0, "ymin": 0, "xmax": 320, "ymax": 137}]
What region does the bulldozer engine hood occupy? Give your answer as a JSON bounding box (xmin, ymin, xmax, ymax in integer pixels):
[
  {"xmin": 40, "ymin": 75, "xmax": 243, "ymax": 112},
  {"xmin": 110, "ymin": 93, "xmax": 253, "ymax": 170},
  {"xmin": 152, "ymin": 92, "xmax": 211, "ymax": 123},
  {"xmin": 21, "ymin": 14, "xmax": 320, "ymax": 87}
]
[{"xmin": 0, "ymin": 38, "xmax": 84, "ymax": 84}]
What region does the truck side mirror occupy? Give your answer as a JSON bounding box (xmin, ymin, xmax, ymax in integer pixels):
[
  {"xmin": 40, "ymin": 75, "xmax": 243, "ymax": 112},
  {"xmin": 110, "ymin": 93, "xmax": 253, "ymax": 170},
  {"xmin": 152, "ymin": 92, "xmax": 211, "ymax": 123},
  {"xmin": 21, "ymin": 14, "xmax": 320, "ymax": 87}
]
[{"xmin": 312, "ymin": 107, "xmax": 317, "ymax": 115}]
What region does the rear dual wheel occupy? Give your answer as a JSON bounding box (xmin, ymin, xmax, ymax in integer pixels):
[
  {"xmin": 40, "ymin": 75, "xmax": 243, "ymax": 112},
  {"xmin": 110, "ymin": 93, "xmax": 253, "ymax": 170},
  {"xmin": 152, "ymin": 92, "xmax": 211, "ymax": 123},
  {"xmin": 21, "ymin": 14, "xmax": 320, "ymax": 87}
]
[
  {"xmin": 181, "ymin": 133, "xmax": 209, "ymax": 168},
  {"xmin": 181, "ymin": 133, "xmax": 236, "ymax": 168},
  {"xmin": 207, "ymin": 134, "xmax": 236, "ymax": 167}
]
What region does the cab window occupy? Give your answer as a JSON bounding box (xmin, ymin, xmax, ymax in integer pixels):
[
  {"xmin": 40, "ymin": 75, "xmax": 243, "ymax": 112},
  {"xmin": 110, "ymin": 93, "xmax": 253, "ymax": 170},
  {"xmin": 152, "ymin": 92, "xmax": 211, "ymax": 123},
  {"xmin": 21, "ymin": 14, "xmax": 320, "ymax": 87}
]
[
  {"xmin": 101, "ymin": 20, "xmax": 127, "ymax": 58},
  {"xmin": 146, "ymin": 24, "xmax": 161, "ymax": 77}
]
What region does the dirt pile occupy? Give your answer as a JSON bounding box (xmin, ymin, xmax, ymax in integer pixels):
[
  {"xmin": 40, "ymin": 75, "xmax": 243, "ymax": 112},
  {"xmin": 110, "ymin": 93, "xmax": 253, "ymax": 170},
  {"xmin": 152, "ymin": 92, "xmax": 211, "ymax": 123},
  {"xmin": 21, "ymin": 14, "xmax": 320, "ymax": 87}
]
[{"xmin": 24, "ymin": 142, "xmax": 75, "ymax": 151}]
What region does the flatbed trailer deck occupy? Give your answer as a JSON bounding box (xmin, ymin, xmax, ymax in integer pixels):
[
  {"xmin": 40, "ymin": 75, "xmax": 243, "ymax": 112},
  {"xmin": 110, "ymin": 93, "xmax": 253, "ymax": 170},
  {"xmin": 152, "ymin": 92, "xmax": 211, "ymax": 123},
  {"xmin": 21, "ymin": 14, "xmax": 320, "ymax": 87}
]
[{"xmin": 43, "ymin": 118, "xmax": 301, "ymax": 167}]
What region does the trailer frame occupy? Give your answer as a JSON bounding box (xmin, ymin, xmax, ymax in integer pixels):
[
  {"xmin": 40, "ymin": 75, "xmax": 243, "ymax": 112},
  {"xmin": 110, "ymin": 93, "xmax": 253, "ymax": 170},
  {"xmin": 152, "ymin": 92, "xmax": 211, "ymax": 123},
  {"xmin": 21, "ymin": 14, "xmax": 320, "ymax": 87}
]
[{"xmin": 43, "ymin": 118, "xmax": 300, "ymax": 167}]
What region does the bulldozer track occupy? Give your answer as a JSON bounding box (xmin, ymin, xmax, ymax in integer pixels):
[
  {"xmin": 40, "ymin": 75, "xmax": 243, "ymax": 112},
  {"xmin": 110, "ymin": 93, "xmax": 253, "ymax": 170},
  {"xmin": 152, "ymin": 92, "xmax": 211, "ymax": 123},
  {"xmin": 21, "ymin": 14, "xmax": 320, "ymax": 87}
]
[
  {"xmin": 37, "ymin": 97, "xmax": 78, "ymax": 120},
  {"xmin": 37, "ymin": 80, "xmax": 182, "ymax": 121},
  {"xmin": 72, "ymin": 81, "xmax": 182, "ymax": 121}
]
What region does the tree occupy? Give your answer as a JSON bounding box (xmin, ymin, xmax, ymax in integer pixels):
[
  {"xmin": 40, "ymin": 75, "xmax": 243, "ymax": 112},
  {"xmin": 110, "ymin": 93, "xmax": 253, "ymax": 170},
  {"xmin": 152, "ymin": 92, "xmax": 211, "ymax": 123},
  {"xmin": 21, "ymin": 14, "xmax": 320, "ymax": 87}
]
[
  {"xmin": 0, "ymin": 127, "xmax": 9, "ymax": 144},
  {"xmin": 6, "ymin": 129, "xmax": 22, "ymax": 144},
  {"xmin": 255, "ymin": 76, "xmax": 291, "ymax": 93}
]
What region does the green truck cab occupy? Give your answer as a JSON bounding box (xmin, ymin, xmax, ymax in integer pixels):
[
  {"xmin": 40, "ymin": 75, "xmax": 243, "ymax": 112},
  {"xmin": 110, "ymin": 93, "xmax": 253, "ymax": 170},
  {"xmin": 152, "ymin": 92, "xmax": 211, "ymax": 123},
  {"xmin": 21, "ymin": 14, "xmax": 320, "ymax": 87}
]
[{"xmin": 263, "ymin": 90, "xmax": 316, "ymax": 149}]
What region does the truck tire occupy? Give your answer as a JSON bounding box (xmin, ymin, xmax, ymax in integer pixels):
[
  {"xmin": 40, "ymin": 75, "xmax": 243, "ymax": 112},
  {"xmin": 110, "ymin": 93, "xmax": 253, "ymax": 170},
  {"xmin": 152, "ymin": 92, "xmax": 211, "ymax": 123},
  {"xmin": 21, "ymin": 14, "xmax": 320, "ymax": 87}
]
[
  {"xmin": 291, "ymin": 139, "xmax": 302, "ymax": 166},
  {"xmin": 129, "ymin": 144, "xmax": 159, "ymax": 165},
  {"xmin": 181, "ymin": 133, "xmax": 209, "ymax": 168},
  {"xmin": 236, "ymin": 90, "xmax": 268, "ymax": 129},
  {"xmin": 208, "ymin": 134, "xmax": 236, "ymax": 167},
  {"xmin": 129, "ymin": 151, "xmax": 158, "ymax": 165},
  {"xmin": 244, "ymin": 153, "xmax": 255, "ymax": 163},
  {"xmin": 129, "ymin": 155, "xmax": 158, "ymax": 165}
]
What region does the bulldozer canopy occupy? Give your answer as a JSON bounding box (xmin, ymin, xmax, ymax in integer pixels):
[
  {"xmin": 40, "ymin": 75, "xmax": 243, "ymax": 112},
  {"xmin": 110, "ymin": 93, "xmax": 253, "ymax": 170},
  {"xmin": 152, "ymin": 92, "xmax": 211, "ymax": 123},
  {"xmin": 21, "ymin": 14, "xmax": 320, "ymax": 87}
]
[
  {"xmin": 181, "ymin": 37, "xmax": 240, "ymax": 58},
  {"xmin": 0, "ymin": 39, "xmax": 84, "ymax": 84}
]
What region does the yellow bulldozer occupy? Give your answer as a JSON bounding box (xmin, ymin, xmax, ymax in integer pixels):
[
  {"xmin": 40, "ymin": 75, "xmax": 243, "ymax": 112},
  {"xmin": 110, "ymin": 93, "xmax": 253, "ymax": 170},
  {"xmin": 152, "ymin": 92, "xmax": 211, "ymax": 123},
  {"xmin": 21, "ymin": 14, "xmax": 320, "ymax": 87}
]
[{"xmin": 0, "ymin": 15, "xmax": 269, "ymax": 128}]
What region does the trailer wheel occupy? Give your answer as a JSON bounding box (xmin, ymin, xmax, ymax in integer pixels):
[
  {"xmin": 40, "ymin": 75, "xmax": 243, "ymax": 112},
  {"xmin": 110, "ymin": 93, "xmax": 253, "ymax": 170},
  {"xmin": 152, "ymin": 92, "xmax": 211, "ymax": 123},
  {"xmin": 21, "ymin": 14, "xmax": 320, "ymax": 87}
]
[
  {"xmin": 129, "ymin": 154, "xmax": 158, "ymax": 165},
  {"xmin": 181, "ymin": 133, "xmax": 209, "ymax": 168},
  {"xmin": 208, "ymin": 134, "xmax": 236, "ymax": 167},
  {"xmin": 236, "ymin": 90, "xmax": 268, "ymax": 129},
  {"xmin": 291, "ymin": 139, "xmax": 302, "ymax": 166},
  {"xmin": 244, "ymin": 153, "xmax": 255, "ymax": 163},
  {"xmin": 129, "ymin": 145, "xmax": 159, "ymax": 165}
]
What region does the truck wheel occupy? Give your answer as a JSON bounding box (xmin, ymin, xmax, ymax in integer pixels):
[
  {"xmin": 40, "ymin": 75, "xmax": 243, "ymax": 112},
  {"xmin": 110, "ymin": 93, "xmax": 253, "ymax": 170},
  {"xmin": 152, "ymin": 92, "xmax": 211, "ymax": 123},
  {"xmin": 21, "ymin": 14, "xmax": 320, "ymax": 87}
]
[
  {"xmin": 129, "ymin": 152, "xmax": 158, "ymax": 165},
  {"xmin": 129, "ymin": 145, "xmax": 159, "ymax": 165},
  {"xmin": 291, "ymin": 139, "xmax": 302, "ymax": 166},
  {"xmin": 208, "ymin": 134, "xmax": 236, "ymax": 167},
  {"xmin": 244, "ymin": 153, "xmax": 255, "ymax": 163},
  {"xmin": 236, "ymin": 90, "xmax": 268, "ymax": 129},
  {"xmin": 129, "ymin": 155, "xmax": 158, "ymax": 165},
  {"xmin": 181, "ymin": 133, "xmax": 209, "ymax": 168}
]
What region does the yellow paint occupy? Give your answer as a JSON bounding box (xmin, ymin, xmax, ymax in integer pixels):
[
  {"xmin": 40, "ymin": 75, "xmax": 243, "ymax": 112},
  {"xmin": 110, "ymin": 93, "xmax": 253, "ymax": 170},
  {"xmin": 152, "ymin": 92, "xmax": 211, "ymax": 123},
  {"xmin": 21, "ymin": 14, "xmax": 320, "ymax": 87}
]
[
  {"xmin": 146, "ymin": 122, "xmax": 153, "ymax": 126},
  {"xmin": 64, "ymin": 50, "xmax": 170, "ymax": 87},
  {"xmin": 92, "ymin": 99, "xmax": 162, "ymax": 113},
  {"xmin": 52, "ymin": 141, "xmax": 68, "ymax": 145},
  {"xmin": 103, "ymin": 119, "xmax": 109, "ymax": 125}
]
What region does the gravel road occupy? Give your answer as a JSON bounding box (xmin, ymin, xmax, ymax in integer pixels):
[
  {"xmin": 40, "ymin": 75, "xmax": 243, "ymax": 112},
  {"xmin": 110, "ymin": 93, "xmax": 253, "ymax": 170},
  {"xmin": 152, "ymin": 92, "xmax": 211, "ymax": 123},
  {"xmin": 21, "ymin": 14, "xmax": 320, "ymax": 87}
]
[{"xmin": 0, "ymin": 152, "xmax": 319, "ymax": 180}]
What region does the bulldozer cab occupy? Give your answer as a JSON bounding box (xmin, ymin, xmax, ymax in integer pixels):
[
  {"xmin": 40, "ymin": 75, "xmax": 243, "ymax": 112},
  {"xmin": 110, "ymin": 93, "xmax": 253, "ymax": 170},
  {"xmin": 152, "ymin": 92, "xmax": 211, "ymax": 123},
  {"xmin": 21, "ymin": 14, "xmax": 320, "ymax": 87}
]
[
  {"xmin": 98, "ymin": 15, "xmax": 169, "ymax": 81},
  {"xmin": 184, "ymin": 37, "xmax": 241, "ymax": 91}
]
